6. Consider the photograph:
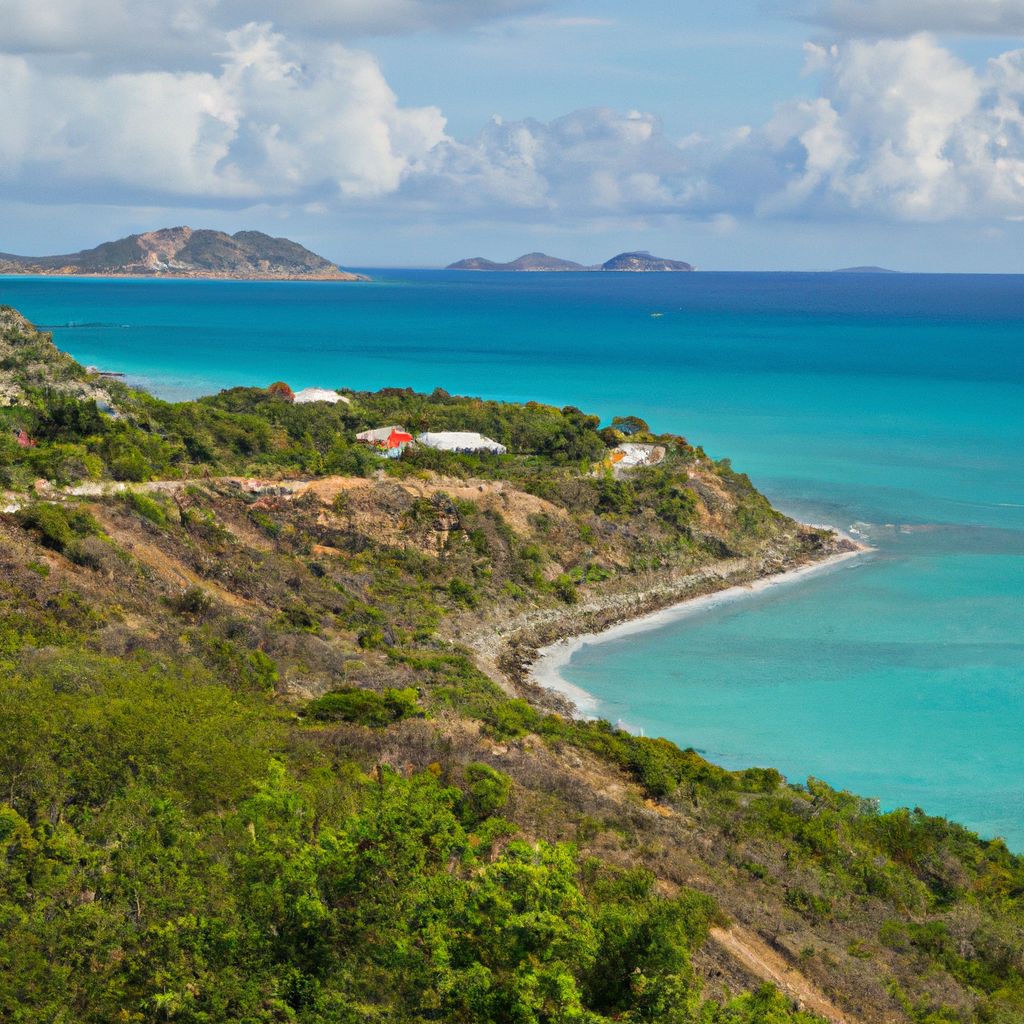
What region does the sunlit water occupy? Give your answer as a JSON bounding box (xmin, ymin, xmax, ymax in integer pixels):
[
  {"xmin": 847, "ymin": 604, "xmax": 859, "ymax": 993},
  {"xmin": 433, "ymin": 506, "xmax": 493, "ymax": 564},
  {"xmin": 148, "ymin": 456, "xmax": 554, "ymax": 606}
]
[{"xmin": 2, "ymin": 270, "xmax": 1022, "ymax": 845}]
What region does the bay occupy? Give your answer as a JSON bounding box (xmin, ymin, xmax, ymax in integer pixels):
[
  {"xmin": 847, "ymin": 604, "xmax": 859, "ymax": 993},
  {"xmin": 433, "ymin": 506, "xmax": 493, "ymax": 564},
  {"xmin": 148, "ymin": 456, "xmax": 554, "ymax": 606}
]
[{"xmin": 2, "ymin": 270, "xmax": 1023, "ymax": 845}]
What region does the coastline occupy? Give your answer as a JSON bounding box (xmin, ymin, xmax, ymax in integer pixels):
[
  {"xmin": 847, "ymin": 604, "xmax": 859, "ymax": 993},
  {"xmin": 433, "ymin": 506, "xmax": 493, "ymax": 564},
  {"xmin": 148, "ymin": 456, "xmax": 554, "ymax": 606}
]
[{"xmin": 530, "ymin": 545, "xmax": 869, "ymax": 716}]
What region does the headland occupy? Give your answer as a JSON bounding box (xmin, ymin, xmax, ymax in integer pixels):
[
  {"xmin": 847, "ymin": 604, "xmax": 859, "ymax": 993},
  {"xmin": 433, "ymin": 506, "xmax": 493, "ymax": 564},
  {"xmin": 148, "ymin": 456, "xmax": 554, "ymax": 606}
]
[{"xmin": 1, "ymin": 302, "xmax": 1019, "ymax": 1024}]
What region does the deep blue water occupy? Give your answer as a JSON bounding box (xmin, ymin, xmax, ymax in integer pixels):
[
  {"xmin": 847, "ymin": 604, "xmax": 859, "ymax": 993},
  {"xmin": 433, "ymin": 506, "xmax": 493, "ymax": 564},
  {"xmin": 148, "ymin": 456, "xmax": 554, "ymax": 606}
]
[{"xmin": 2, "ymin": 270, "xmax": 1023, "ymax": 845}]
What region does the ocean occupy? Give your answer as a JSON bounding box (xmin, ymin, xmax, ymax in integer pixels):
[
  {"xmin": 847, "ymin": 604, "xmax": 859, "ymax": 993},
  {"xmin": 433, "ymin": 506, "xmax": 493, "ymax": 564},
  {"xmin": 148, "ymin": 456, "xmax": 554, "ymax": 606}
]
[{"xmin": 3, "ymin": 270, "xmax": 1023, "ymax": 846}]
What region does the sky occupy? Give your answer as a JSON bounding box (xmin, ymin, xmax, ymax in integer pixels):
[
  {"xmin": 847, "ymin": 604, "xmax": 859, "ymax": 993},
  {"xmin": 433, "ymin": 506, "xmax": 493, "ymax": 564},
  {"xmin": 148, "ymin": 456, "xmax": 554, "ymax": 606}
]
[{"xmin": 4, "ymin": 0, "xmax": 1024, "ymax": 270}]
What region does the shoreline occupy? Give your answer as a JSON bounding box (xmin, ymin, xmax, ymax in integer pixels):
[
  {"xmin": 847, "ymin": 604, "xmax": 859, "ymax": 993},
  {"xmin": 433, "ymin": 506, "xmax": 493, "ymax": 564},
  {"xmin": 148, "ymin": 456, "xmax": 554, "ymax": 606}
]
[{"xmin": 530, "ymin": 546, "xmax": 869, "ymax": 717}]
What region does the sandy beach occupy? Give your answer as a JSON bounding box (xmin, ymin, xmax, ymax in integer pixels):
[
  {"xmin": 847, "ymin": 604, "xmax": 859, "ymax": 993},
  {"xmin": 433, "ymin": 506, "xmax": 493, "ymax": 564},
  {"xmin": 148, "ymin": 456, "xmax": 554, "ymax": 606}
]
[{"xmin": 531, "ymin": 545, "xmax": 870, "ymax": 716}]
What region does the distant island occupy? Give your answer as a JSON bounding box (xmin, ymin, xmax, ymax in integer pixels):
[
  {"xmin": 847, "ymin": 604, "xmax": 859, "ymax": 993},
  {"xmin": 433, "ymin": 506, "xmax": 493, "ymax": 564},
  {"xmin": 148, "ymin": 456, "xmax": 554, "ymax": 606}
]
[
  {"xmin": 831, "ymin": 266, "xmax": 900, "ymax": 274},
  {"xmin": 447, "ymin": 250, "xmax": 696, "ymax": 272},
  {"xmin": 0, "ymin": 227, "xmax": 369, "ymax": 281}
]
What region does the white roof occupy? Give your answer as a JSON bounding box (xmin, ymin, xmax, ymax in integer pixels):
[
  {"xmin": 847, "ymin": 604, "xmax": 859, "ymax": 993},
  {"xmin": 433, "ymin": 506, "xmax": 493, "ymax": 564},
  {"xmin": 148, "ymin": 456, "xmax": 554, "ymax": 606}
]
[
  {"xmin": 293, "ymin": 387, "xmax": 349, "ymax": 404},
  {"xmin": 417, "ymin": 431, "xmax": 507, "ymax": 454},
  {"xmin": 357, "ymin": 425, "xmax": 405, "ymax": 442}
]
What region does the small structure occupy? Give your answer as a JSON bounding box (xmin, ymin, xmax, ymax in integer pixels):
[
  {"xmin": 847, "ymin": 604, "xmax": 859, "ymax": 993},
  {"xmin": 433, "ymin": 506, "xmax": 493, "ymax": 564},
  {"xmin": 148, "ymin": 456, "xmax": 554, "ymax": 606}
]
[
  {"xmin": 268, "ymin": 381, "xmax": 294, "ymax": 401},
  {"xmin": 607, "ymin": 443, "xmax": 666, "ymax": 471},
  {"xmin": 417, "ymin": 431, "xmax": 507, "ymax": 455},
  {"xmin": 356, "ymin": 425, "xmax": 414, "ymax": 458},
  {"xmin": 293, "ymin": 387, "xmax": 350, "ymax": 405}
]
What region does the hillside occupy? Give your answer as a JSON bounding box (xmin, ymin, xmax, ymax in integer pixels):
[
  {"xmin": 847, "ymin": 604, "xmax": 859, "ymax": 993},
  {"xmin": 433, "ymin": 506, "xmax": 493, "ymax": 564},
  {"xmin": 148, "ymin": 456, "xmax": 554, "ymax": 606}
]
[
  {"xmin": 0, "ymin": 227, "xmax": 369, "ymax": 281},
  {"xmin": 447, "ymin": 250, "xmax": 696, "ymax": 271},
  {"xmin": 1, "ymin": 306, "xmax": 1022, "ymax": 1024}
]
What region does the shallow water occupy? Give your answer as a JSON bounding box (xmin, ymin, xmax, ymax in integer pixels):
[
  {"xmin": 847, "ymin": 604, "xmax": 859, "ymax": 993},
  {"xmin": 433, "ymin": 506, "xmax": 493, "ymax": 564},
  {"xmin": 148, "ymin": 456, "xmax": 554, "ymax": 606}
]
[{"xmin": 2, "ymin": 270, "xmax": 1022, "ymax": 844}]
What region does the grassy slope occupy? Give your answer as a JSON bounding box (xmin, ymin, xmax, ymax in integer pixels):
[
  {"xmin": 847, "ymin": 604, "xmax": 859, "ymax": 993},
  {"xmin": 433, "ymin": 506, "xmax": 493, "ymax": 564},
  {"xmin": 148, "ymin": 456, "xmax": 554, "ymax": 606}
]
[{"xmin": 2, "ymin": 309, "xmax": 1023, "ymax": 1024}]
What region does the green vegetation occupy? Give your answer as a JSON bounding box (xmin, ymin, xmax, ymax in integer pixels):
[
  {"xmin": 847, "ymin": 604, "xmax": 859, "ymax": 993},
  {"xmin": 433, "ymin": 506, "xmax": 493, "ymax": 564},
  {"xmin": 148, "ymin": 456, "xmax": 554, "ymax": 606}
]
[
  {"xmin": 6, "ymin": 306, "xmax": 1021, "ymax": 1024},
  {"xmin": 0, "ymin": 648, "xmax": 783, "ymax": 1024}
]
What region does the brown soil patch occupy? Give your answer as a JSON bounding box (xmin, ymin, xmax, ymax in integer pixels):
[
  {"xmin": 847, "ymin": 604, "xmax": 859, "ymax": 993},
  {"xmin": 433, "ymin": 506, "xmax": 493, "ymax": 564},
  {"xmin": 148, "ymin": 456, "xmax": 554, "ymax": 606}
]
[{"xmin": 710, "ymin": 925, "xmax": 855, "ymax": 1024}]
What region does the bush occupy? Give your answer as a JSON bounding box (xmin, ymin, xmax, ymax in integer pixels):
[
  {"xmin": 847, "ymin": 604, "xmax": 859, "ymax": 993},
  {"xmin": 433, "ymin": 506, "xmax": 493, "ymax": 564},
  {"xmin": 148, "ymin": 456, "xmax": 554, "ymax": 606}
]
[
  {"xmin": 18, "ymin": 501, "xmax": 101, "ymax": 553},
  {"xmin": 166, "ymin": 587, "xmax": 214, "ymax": 619},
  {"xmin": 119, "ymin": 488, "xmax": 167, "ymax": 525},
  {"xmin": 554, "ymin": 574, "xmax": 579, "ymax": 604},
  {"xmin": 465, "ymin": 763, "xmax": 512, "ymax": 814},
  {"xmin": 447, "ymin": 578, "xmax": 476, "ymax": 607},
  {"xmin": 305, "ymin": 686, "xmax": 421, "ymax": 727}
]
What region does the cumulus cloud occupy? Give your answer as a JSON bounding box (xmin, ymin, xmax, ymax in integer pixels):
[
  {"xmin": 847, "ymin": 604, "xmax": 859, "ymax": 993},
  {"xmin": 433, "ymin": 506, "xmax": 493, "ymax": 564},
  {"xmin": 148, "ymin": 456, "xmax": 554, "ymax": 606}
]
[
  {"xmin": 381, "ymin": 36, "xmax": 1024, "ymax": 225},
  {"xmin": 0, "ymin": 26, "xmax": 447, "ymax": 205},
  {"xmin": 744, "ymin": 35, "xmax": 1024, "ymax": 220},
  {"xmin": 407, "ymin": 108, "xmax": 698, "ymax": 215},
  {"xmin": 3, "ymin": 11, "xmax": 1024, "ymax": 229},
  {"xmin": 792, "ymin": 0, "xmax": 1024, "ymax": 38}
]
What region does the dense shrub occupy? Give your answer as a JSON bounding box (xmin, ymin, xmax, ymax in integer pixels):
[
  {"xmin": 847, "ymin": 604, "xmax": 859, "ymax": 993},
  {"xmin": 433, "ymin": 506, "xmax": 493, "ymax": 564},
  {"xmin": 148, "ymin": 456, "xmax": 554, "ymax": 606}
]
[{"xmin": 305, "ymin": 685, "xmax": 422, "ymax": 727}]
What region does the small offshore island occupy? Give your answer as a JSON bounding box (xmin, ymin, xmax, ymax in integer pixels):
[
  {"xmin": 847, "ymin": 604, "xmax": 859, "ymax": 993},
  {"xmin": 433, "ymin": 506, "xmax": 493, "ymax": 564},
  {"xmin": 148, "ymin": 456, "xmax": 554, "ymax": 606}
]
[
  {"xmin": 2, "ymin": 304, "xmax": 1024, "ymax": 1024},
  {"xmin": 0, "ymin": 226, "xmax": 369, "ymax": 281},
  {"xmin": 448, "ymin": 250, "xmax": 696, "ymax": 271}
]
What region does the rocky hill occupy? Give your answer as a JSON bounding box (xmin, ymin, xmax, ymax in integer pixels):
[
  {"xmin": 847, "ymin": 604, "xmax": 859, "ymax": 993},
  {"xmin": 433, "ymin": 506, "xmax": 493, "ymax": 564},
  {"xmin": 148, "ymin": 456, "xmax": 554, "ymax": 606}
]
[
  {"xmin": 0, "ymin": 227, "xmax": 369, "ymax": 280},
  {"xmin": 448, "ymin": 250, "xmax": 696, "ymax": 271},
  {"xmin": 602, "ymin": 250, "xmax": 695, "ymax": 272}
]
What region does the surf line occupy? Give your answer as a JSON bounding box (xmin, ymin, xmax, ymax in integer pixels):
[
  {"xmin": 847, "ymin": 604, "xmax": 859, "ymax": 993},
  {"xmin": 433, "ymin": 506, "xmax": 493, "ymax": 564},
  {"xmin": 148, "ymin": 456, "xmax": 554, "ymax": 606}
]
[{"xmin": 530, "ymin": 546, "xmax": 870, "ymax": 718}]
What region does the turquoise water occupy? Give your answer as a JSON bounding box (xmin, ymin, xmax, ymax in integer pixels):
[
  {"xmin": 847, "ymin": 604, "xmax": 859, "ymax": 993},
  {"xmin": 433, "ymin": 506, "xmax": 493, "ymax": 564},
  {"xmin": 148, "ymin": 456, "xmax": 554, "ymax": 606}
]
[{"xmin": 2, "ymin": 271, "xmax": 1023, "ymax": 845}]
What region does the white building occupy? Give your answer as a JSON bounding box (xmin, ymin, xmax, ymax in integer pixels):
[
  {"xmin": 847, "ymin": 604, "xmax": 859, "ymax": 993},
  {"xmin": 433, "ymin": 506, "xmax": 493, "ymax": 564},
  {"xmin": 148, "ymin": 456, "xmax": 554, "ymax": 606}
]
[
  {"xmin": 293, "ymin": 388, "xmax": 350, "ymax": 405},
  {"xmin": 417, "ymin": 431, "xmax": 507, "ymax": 455}
]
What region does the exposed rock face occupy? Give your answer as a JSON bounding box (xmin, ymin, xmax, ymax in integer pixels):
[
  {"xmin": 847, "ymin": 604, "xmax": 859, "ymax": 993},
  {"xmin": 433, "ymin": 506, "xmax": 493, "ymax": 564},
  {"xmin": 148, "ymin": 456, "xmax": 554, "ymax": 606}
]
[
  {"xmin": 601, "ymin": 251, "xmax": 695, "ymax": 272},
  {"xmin": 0, "ymin": 228, "xmax": 370, "ymax": 281}
]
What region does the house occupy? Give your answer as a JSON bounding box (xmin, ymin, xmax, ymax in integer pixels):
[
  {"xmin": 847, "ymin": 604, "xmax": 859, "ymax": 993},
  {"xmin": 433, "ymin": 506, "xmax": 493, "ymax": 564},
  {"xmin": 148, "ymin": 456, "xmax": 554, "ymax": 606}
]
[
  {"xmin": 416, "ymin": 431, "xmax": 507, "ymax": 455},
  {"xmin": 356, "ymin": 425, "xmax": 414, "ymax": 458},
  {"xmin": 293, "ymin": 387, "xmax": 350, "ymax": 405}
]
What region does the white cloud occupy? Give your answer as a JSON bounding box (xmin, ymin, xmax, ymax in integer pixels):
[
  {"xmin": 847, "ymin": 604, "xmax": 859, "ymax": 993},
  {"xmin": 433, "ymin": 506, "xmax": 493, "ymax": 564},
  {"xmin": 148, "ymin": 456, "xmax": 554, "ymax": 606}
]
[
  {"xmin": 746, "ymin": 35, "xmax": 1024, "ymax": 220},
  {"xmin": 3, "ymin": 12, "xmax": 1024, "ymax": 230},
  {"xmin": 794, "ymin": 0, "xmax": 1024, "ymax": 38},
  {"xmin": 403, "ymin": 107, "xmax": 698, "ymax": 217},
  {"xmin": 387, "ymin": 34, "xmax": 1024, "ymax": 225},
  {"xmin": 0, "ymin": 25, "xmax": 447, "ymax": 204}
]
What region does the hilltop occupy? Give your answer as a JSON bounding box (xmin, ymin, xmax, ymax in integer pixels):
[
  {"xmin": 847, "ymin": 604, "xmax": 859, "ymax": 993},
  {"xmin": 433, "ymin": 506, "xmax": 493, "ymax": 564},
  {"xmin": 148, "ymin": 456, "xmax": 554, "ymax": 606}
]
[
  {"xmin": 0, "ymin": 227, "xmax": 369, "ymax": 281},
  {"xmin": 448, "ymin": 250, "xmax": 696, "ymax": 271},
  {"xmin": 1, "ymin": 306, "xmax": 1022, "ymax": 1024}
]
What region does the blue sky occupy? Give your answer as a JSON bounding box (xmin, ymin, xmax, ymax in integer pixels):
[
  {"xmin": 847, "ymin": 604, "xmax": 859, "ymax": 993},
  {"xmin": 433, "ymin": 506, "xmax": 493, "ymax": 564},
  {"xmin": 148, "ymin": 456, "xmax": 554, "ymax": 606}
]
[{"xmin": 3, "ymin": 0, "xmax": 1024, "ymax": 270}]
